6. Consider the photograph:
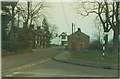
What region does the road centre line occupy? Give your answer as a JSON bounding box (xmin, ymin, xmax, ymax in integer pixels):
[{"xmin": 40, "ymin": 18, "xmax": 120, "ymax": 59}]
[
  {"xmin": 3, "ymin": 58, "xmax": 51, "ymax": 76},
  {"xmin": 28, "ymin": 65, "xmax": 32, "ymax": 67},
  {"xmin": 17, "ymin": 59, "xmax": 51, "ymax": 70},
  {"xmin": 18, "ymin": 68, "xmax": 22, "ymax": 70},
  {"xmin": 39, "ymin": 59, "xmax": 51, "ymax": 63},
  {"xmin": 31, "ymin": 64, "xmax": 35, "ymax": 66}
]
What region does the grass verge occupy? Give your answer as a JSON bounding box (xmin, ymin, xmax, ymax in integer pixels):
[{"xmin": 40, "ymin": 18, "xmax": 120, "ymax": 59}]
[
  {"xmin": 71, "ymin": 50, "xmax": 118, "ymax": 64},
  {"xmin": 2, "ymin": 48, "xmax": 32, "ymax": 57}
]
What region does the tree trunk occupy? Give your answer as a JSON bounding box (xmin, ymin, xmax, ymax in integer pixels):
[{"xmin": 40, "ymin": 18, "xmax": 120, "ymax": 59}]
[
  {"xmin": 113, "ymin": 2, "xmax": 119, "ymax": 52},
  {"xmin": 11, "ymin": 5, "xmax": 15, "ymax": 32},
  {"xmin": 113, "ymin": 28, "xmax": 118, "ymax": 45},
  {"xmin": 25, "ymin": 2, "xmax": 30, "ymax": 28},
  {"xmin": 104, "ymin": 34, "xmax": 108, "ymax": 51}
]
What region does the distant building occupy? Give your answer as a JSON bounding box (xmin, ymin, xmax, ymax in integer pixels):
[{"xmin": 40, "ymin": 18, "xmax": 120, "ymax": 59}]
[
  {"xmin": 59, "ymin": 32, "xmax": 68, "ymax": 46},
  {"xmin": 9, "ymin": 25, "xmax": 50, "ymax": 49},
  {"xmin": 33, "ymin": 26, "xmax": 50, "ymax": 48},
  {"xmin": 9, "ymin": 27, "xmax": 34, "ymax": 49},
  {"xmin": 68, "ymin": 28, "xmax": 90, "ymax": 51},
  {"xmin": 50, "ymin": 37, "xmax": 61, "ymax": 45},
  {"xmin": 50, "ymin": 32, "xmax": 68, "ymax": 46}
]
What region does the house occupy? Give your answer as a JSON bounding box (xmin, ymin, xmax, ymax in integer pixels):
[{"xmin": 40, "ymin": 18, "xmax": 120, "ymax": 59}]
[
  {"xmin": 9, "ymin": 27, "xmax": 34, "ymax": 49},
  {"xmin": 50, "ymin": 32, "xmax": 68, "ymax": 46},
  {"xmin": 29, "ymin": 26, "xmax": 51, "ymax": 48},
  {"xmin": 68, "ymin": 28, "xmax": 90, "ymax": 51},
  {"xmin": 59, "ymin": 32, "xmax": 68, "ymax": 46},
  {"xmin": 9, "ymin": 25, "xmax": 50, "ymax": 49},
  {"xmin": 50, "ymin": 36, "xmax": 61, "ymax": 45}
]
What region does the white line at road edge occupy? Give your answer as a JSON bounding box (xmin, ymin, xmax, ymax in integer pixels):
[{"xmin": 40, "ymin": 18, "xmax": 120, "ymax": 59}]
[
  {"xmin": 13, "ymin": 72, "xmax": 20, "ymax": 75},
  {"xmin": 5, "ymin": 72, "xmax": 19, "ymax": 77},
  {"xmin": 11, "ymin": 71, "xmax": 102, "ymax": 77},
  {"xmin": 5, "ymin": 74, "xmax": 13, "ymax": 77}
]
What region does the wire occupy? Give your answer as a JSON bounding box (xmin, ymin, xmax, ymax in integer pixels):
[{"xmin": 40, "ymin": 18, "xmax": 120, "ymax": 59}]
[{"xmin": 61, "ymin": 0, "xmax": 69, "ymax": 28}]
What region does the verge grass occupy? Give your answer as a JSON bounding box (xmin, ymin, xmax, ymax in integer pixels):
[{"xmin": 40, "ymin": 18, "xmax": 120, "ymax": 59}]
[
  {"xmin": 2, "ymin": 48, "xmax": 32, "ymax": 57},
  {"xmin": 71, "ymin": 50, "xmax": 118, "ymax": 64}
]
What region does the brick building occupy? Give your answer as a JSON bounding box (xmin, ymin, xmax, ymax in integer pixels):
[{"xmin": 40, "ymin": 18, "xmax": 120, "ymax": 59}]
[
  {"xmin": 9, "ymin": 25, "xmax": 50, "ymax": 49},
  {"xmin": 68, "ymin": 28, "xmax": 90, "ymax": 51},
  {"xmin": 33, "ymin": 26, "xmax": 50, "ymax": 48}
]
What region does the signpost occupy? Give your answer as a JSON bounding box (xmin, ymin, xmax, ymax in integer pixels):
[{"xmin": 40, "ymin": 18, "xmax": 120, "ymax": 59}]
[{"xmin": 102, "ymin": 32, "xmax": 108, "ymax": 58}]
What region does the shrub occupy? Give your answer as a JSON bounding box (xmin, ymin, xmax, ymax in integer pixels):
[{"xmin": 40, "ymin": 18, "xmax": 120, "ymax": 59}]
[
  {"xmin": 2, "ymin": 41, "xmax": 18, "ymax": 52},
  {"xmin": 88, "ymin": 40, "xmax": 102, "ymax": 51}
]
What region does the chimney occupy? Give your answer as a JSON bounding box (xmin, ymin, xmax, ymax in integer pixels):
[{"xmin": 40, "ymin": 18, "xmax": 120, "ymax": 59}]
[{"xmin": 78, "ymin": 28, "xmax": 81, "ymax": 31}]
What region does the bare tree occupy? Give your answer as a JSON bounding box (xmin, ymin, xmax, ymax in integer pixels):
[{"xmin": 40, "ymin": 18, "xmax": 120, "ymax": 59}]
[
  {"xmin": 49, "ymin": 24, "xmax": 58, "ymax": 39},
  {"xmin": 94, "ymin": 17, "xmax": 103, "ymax": 43},
  {"xmin": 1, "ymin": 2, "xmax": 18, "ymax": 40},
  {"xmin": 76, "ymin": 0, "xmax": 119, "ymax": 50},
  {"xmin": 17, "ymin": 1, "xmax": 49, "ymax": 28}
]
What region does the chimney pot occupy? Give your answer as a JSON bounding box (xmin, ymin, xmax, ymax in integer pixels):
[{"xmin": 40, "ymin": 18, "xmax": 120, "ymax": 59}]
[{"xmin": 78, "ymin": 28, "xmax": 81, "ymax": 31}]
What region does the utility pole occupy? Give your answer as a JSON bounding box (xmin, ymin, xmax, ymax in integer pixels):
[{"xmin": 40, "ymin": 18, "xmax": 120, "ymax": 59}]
[
  {"xmin": 72, "ymin": 23, "xmax": 73, "ymax": 34},
  {"xmin": 71, "ymin": 23, "xmax": 73, "ymax": 51},
  {"xmin": 74, "ymin": 23, "xmax": 75, "ymax": 33}
]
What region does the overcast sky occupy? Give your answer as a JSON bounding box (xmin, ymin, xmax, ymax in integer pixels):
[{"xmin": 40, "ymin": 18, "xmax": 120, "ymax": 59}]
[
  {"xmin": 45, "ymin": 2, "xmax": 113, "ymax": 42},
  {"xmin": 18, "ymin": 0, "xmax": 113, "ymax": 42}
]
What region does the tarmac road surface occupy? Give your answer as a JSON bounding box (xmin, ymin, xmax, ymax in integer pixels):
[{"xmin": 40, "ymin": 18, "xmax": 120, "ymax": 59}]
[{"xmin": 2, "ymin": 46, "xmax": 119, "ymax": 77}]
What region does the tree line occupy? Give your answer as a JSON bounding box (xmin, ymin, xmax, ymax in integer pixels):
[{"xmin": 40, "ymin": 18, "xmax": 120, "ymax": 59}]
[
  {"xmin": 2, "ymin": 1, "xmax": 58, "ymax": 52},
  {"xmin": 76, "ymin": 0, "xmax": 120, "ymax": 51}
]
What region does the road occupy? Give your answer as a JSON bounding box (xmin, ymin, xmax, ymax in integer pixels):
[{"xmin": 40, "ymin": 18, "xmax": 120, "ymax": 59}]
[{"xmin": 2, "ymin": 46, "xmax": 118, "ymax": 77}]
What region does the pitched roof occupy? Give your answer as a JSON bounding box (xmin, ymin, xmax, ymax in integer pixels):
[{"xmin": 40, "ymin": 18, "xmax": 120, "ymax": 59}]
[
  {"xmin": 69, "ymin": 29, "xmax": 89, "ymax": 38},
  {"xmin": 59, "ymin": 32, "xmax": 68, "ymax": 37}
]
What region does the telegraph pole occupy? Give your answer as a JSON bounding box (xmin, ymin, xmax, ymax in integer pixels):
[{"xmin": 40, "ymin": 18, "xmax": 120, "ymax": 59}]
[
  {"xmin": 72, "ymin": 23, "xmax": 73, "ymax": 34},
  {"xmin": 74, "ymin": 23, "xmax": 75, "ymax": 33},
  {"xmin": 71, "ymin": 23, "xmax": 74, "ymax": 51}
]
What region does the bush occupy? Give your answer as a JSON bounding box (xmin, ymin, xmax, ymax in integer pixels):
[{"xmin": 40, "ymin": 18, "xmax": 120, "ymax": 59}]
[
  {"xmin": 2, "ymin": 41, "xmax": 18, "ymax": 52},
  {"xmin": 88, "ymin": 40, "xmax": 102, "ymax": 51}
]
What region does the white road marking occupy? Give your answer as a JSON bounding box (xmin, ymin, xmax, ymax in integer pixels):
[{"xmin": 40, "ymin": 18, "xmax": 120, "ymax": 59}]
[
  {"xmin": 39, "ymin": 59, "xmax": 51, "ymax": 64},
  {"xmin": 6, "ymin": 74, "xmax": 13, "ymax": 77},
  {"xmin": 41, "ymin": 61, "xmax": 44, "ymax": 63},
  {"xmin": 13, "ymin": 72, "xmax": 20, "ymax": 75},
  {"xmin": 4, "ymin": 58, "xmax": 52, "ymax": 77},
  {"xmin": 5, "ymin": 58, "xmax": 51, "ymax": 76},
  {"xmin": 18, "ymin": 68, "xmax": 22, "ymax": 69},
  {"xmin": 26, "ymin": 65, "xmax": 31, "ymax": 67},
  {"xmin": 11, "ymin": 71, "xmax": 102, "ymax": 77},
  {"xmin": 31, "ymin": 64, "xmax": 35, "ymax": 66}
]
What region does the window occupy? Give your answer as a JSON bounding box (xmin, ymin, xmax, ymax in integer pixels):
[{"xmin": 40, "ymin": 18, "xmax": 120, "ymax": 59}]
[
  {"xmin": 62, "ymin": 35, "xmax": 66, "ymax": 39},
  {"xmin": 13, "ymin": 34, "xmax": 18, "ymax": 41}
]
